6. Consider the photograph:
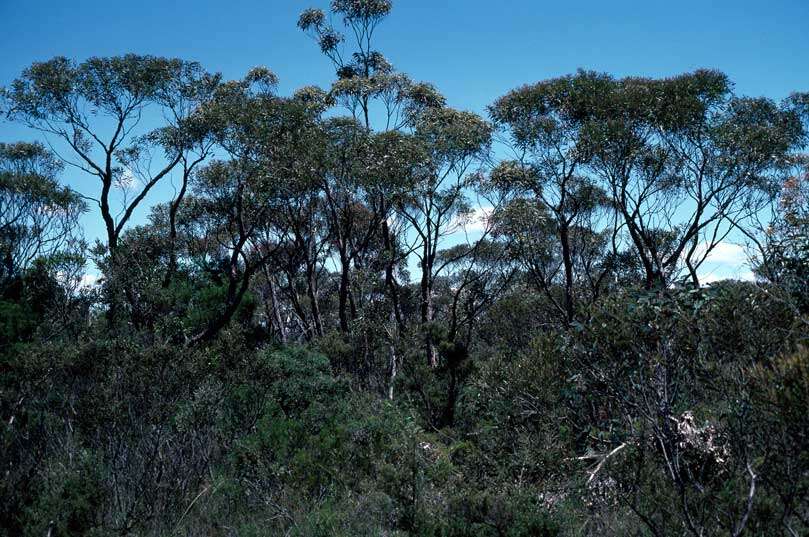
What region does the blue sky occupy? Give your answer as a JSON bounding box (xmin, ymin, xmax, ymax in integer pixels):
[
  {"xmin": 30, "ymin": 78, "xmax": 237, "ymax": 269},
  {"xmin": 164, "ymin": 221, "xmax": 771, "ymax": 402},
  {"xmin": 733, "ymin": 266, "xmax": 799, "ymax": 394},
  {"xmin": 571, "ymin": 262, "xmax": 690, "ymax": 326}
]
[
  {"xmin": 2, "ymin": 0, "xmax": 808, "ymax": 280},
  {"xmin": 3, "ymin": 0, "xmax": 807, "ymax": 110}
]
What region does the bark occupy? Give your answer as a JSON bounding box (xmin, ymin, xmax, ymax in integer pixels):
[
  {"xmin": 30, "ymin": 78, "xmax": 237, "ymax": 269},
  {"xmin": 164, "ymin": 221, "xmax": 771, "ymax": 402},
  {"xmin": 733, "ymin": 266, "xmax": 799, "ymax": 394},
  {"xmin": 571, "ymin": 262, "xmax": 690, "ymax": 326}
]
[
  {"xmin": 420, "ymin": 243, "xmax": 438, "ymax": 367},
  {"xmin": 306, "ymin": 259, "xmax": 324, "ymax": 337},
  {"xmin": 558, "ymin": 220, "xmax": 575, "ymax": 324},
  {"xmin": 265, "ymin": 267, "xmax": 287, "ymax": 344},
  {"xmin": 338, "ymin": 251, "xmax": 351, "ymax": 334},
  {"xmin": 387, "ymin": 310, "xmax": 398, "ymax": 401},
  {"xmin": 381, "ymin": 217, "xmax": 405, "ymax": 331}
]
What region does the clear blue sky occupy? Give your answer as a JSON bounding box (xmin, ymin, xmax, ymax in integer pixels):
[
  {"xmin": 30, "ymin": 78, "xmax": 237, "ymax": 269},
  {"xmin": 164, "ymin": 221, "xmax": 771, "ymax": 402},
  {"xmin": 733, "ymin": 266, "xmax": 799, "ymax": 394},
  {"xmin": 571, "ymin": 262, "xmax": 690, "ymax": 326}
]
[
  {"xmin": 1, "ymin": 0, "xmax": 808, "ymax": 278},
  {"xmin": 0, "ymin": 0, "xmax": 809, "ymax": 111},
  {"xmin": 3, "ymin": 0, "xmax": 808, "ymax": 121}
]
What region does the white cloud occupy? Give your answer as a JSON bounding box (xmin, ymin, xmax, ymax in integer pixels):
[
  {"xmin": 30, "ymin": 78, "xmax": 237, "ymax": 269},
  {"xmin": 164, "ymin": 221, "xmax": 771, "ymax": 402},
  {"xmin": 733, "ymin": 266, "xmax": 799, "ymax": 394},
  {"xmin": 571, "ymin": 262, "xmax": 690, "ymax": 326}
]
[
  {"xmin": 697, "ymin": 241, "xmax": 747, "ymax": 265},
  {"xmin": 698, "ymin": 268, "xmax": 755, "ymax": 284},
  {"xmin": 693, "ymin": 241, "xmax": 755, "ymax": 284},
  {"xmin": 80, "ymin": 273, "xmax": 100, "ymax": 288},
  {"xmin": 458, "ymin": 206, "xmax": 493, "ymax": 233}
]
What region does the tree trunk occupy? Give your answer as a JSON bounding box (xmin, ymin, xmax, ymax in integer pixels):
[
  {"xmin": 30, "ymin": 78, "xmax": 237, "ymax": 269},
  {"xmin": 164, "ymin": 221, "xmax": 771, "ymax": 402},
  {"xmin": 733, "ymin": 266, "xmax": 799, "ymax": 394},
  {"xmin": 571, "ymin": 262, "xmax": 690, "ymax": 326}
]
[
  {"xmin": 387, "ymin": 311, "xmax": 397, "ymax": 401},
  {"xmin": 267, "ymin": 270, "xmax": 287, "ymax": 344},
  {"xmin": 420, "ymin": 246, "xmax": 438, "ymax": 367},
  {"xmin": 382, "ymin": 217, "xmax": 405, "ymax": 331},
  {"xmin": 306, "ymin": 260, "xmax": 324, "ymax": 337},
  {"xmin": 163, "ymin": 166, "xmax": 189, "ymax": 289},
  {"xmin": 338, "ymin": 264, "xmax": 350, "ymax": 334},
  {"xmin": 559, "ymin": 220, "xmax": 576, "ymax": 324}
]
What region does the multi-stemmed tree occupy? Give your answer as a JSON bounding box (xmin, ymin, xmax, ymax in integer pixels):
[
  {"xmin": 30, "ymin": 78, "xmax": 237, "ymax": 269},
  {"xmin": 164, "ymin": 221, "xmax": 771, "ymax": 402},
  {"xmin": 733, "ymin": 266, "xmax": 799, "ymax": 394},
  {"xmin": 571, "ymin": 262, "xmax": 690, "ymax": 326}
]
[
  {"xmin": 0, "ymin": 142, "xmax": 85, "ymax": 282},
  {"xmin": 491, "ymin": 69, "xmax": 804, "ymax": 293},
  {"xmin": 490, "ymin": 72, "xmax": 615, "ymax": 323},
  {"xmin": 584, "ymin": 70, "xmax": 803, "ymax": 288},
  {"xmin": 2, "ymin": 56, "xmax": 222, "ymax": 325},
  {"xmin": 2, "ymin": 56, "xmax": 218, "ymax": 257},
  {"xmin": 299, "ymin": 0, "xmax": 495, "ymax": 372},
  {"xmin": 182, "ymin": 70, "xmax": 327, "ymax": 344}
]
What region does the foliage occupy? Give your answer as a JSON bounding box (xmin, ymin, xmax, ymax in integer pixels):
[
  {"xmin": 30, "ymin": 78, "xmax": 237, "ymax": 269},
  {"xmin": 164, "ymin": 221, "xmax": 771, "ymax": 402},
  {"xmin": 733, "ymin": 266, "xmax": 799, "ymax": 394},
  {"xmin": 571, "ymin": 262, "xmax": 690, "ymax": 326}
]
[{"xmin": 1, "ymin": 2, "xmax": 808, "ymax": 535}]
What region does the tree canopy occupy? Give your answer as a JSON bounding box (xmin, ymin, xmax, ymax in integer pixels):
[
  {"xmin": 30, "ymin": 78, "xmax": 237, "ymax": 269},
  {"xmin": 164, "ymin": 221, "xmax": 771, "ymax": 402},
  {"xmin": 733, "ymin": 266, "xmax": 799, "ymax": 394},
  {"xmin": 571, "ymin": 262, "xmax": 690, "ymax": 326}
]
[{"xmin": 1, "ymin": 2, "xmax": 807, "ymax": 536}]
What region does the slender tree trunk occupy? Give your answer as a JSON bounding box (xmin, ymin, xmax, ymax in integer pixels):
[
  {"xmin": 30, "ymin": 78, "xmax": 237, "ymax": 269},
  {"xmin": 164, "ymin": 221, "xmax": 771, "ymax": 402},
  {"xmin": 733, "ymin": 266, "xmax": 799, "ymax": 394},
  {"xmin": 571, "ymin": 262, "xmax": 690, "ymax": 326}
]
[
  {"xmin": 306, "ymin": 260, "xmax": 324, "ymax": 337},
  {"xmin": 387, "ymin": 311, "xmax": 397, "ymax": 400},
  {"xmin": 559, "ymin": 221, "xmax": 576, "ymax": 324},
  {"xmin": 348, "ymin": 275, "xmax": 358, "ymax": 321},
  {"xmin": 163, "ymin": 166, "xmax": 189, "ymax": 289},
  {"xmin": 441, "ymin": 367, "xmax": 458, "ymax": 427},
  {"xmin": 265, "ymin": 268, "xmax": 287, "ymax": 344},
  {"xmin": 338, "ymin": 250, "xmax": 351, "ymax": 334},
  {"xmin": 382, "ymin": 218, "xmax": 405, "ymax": 331},
  {"xmin": 101, "ymin": 173, "xmax": 121, "ymax": 328},
  {"xmin": 285, "ymin": 276, "xmax": 311, "ymax": 339},
  {"xmin": 420, "ymin": 244, "xmax": 438, "ymax": 367},
  {"xmin": 645, "ymin": 268, "xmax": 666, "ymax": 290}
]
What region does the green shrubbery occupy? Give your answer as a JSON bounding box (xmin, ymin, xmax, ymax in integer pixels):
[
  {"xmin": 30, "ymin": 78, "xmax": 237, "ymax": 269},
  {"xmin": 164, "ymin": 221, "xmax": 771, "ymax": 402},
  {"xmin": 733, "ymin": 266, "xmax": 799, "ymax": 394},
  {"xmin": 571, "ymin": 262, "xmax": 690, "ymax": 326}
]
[
  {"xmin": 2, "ymin": 278, "xmax": 808, "ymax": 535},
  {"xmin": 1, "ymin": 1, "xmax": 807, "ymax": 532}
]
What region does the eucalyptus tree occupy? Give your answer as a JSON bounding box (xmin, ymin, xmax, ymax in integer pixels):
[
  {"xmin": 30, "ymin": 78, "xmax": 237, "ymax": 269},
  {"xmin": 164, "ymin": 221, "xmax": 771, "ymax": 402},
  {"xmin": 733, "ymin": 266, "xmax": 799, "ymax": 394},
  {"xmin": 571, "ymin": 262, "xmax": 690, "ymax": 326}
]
[
  {"xmin": 314, "ymin": 117, "xmax": 376, "ymax": 333},
  {"xmin": 396, "ymin": 107, "xmax": 493, "ymax": 365},
  {"xmin": 755, "ymin": 164, "xmax": 809, "ymax": 314},
  {"xmin": 490, "ymin": 73, "xmax": 615, "ymax": 323},
  {"xmin": 2, "ymin": 55, "xmax": 219, "ymax": 259},
  {"xmin": 298, "ymin": 0, "xmax": 408, "ymax": 131},
  {"xmin": 299, "ymin": 1, "xmax": 496, "ymax": 372},
  {"xmin": 438, "ymin": 239, "xmax": 515, "ymax": 348},
  {"xmin": 2, "ymin": 56, "xmax": 225, "ymax": 328},
  {"xmin": 258, "ymin": 86, "xmax": 332, "ymax": 341},
  {"xmin": 150, "ymin": 64, "xmax": 222, "ymax": 286},
  {"xmin": 752, "ymin": 93, "xmax": 809, "ymax": 314},
  {"xmin": 269, "ymin": 187, "xmax": 330, "ymax": 340},
  {"xmin": 299, "ymin": 0, "xmax": 454, "ymax": 394},
  {"xmin": 0, "ymin": 142, "xmax": 85, "ymax": 282},
  {"xmin": 301, "ymin": 120, "xmax": 411, "ymax": 334},
  {"xmin": 298, "ymin": 1, "xmax": 438, "ymax": 339},
  {"xmin": 181, "ymin": 69, "xmax": 325, "ymax": 344},
  {"xmin": 582, "ymin": 70, "xmax": 804, "ymax": 288}
]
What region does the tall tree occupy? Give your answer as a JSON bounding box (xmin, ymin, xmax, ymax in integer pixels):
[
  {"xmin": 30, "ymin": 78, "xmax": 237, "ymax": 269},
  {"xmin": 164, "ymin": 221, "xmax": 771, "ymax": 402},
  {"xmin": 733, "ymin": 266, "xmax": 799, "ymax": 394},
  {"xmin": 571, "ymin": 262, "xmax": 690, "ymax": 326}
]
[
  {"xmin": 490, "ymin": 73, "xmax": 615, "ymax": 322},
  {"xmin": 396, "ymin": 107, "xmax": 492, "ymax": 365},
  {"xmin": 753, "ymin": 93, "xmax": 809, "ymax": 313},
  {"xmin": 583, "ymin": 70, "xmax": 803, "ymax": 288},
  {"xmin": 0, "ymin": 142, "xmax": 85, "ymax": 283},
  {"xmin": 2, "ymin": 55, "xmax": 218, "ymax": 258},
  {"xmin": 183, "ymin": 69, "xmax": 325, "ymax": 344},
  {"xmin": 299, "ymin": 1, "xmax": 444, "ymax": 378},
  {"xmin": 300, "ymin": 1, "xmax": 492, "ymax": 371}
]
